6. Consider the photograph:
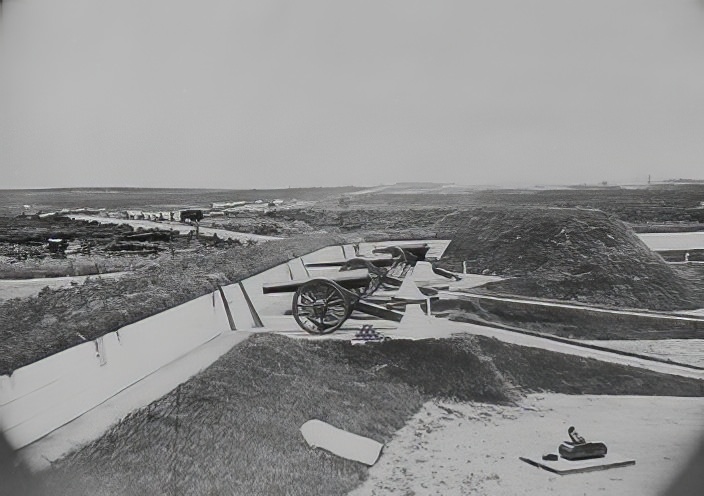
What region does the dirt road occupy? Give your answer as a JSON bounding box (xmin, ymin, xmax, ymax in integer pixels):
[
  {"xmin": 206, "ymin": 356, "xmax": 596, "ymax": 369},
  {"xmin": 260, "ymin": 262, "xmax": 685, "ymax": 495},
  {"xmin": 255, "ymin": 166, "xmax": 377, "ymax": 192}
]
[
  {"xmin": 0, "ymin": 272, "xmax": 128, "ymax": 301},
  {"xmin": 67, "ymin": 214, "xmax": 282, "ymax": 242}
]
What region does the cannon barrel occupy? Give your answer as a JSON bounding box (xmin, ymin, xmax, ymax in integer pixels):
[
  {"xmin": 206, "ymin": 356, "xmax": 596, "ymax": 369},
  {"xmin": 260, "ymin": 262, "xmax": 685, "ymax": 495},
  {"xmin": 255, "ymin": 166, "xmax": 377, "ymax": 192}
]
[
  {"xmin": 372, "ymin": 243, "xmax": 430, "ymax": 261},
  {"xmin": 305, "ymin": 244, "xmax": 430, "ymax": 269},
  {"xmin": 304, "ymin": 256, "xmax": 394, "ymax": 268},
  {"xmin": 262, "ymin": 269, "xmax": 371, "ymax": 294}
]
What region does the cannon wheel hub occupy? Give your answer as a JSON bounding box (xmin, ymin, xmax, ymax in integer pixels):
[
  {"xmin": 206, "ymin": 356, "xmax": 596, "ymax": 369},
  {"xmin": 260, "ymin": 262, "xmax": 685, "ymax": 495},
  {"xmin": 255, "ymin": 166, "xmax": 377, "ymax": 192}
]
[{"xmin": 292, "ymin": 279, "xmax": 355, "ymax": 334}]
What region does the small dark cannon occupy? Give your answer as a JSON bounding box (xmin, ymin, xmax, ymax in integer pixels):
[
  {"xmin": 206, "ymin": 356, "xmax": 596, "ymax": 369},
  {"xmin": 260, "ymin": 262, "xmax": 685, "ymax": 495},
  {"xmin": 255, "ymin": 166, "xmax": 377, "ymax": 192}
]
[{"xmin": 263, "ymin": 272, "xmax": 404, "ymax": 334}]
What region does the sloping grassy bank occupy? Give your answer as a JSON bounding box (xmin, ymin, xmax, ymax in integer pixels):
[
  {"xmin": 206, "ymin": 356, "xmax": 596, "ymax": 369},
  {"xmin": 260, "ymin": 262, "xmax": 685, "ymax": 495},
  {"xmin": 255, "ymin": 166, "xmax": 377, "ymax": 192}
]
[
  {"xmin": 473, "ymin": 335, "xmax": 704, "ymax": 396},
  {"xmin": 36, "ymin": 333, "xmax": 703, "ymax": 496},
  {"xmin": 434, "ymin": 297, "xmax": 704, "ymax": 340}
]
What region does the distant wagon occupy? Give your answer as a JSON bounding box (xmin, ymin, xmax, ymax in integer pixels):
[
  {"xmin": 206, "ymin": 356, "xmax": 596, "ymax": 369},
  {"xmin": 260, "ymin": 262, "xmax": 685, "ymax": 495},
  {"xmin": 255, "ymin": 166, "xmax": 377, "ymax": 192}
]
[
  {"xmin": 47, "ymin": 238, "xmax": 69, "ymax": 254},
  {"xmin": 180, "ymin": 209, "xmax": 204, "ymax": 222}
]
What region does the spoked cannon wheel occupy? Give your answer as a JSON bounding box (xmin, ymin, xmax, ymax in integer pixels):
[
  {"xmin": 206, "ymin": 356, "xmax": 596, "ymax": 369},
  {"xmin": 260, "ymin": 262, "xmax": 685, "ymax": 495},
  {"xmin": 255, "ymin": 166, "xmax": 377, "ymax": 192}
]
[{"xmin": 292, "ymin": 279, "xmax": 355, "ymax": 334}]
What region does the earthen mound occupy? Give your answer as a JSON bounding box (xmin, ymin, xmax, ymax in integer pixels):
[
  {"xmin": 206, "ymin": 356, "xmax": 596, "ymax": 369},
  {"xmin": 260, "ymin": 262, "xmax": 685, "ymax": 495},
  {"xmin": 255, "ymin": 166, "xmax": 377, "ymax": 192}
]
[{"xmin": 434, "ymin": 207, "xmax": 704, "ymax": 310}]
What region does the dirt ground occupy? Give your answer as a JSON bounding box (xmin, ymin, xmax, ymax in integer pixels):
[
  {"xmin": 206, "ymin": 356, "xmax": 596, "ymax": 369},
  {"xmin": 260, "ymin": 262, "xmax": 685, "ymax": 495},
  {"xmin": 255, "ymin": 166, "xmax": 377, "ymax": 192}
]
[
  {"xmin": 350, "ymin": 394, "xmax": 704, "ymax": 496},
  {"xmin": 0, "ymin": 272, "xmax": 129, "ymax": 301}
]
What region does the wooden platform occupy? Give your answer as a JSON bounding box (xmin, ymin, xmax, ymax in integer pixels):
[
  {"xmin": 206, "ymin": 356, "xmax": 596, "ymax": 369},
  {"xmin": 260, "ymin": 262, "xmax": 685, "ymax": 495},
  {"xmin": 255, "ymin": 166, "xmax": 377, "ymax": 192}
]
[{"xmin": 519, "ymin": 454, "xmax": 636, "ymax": 475}]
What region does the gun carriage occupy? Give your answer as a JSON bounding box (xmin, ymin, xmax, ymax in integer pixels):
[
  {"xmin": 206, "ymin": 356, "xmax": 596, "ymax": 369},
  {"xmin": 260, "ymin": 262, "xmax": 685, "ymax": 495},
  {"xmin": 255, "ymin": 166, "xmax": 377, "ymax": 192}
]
[{"xmin": 262, "ymin": 244, "xmax": 453, "ymax": 335}]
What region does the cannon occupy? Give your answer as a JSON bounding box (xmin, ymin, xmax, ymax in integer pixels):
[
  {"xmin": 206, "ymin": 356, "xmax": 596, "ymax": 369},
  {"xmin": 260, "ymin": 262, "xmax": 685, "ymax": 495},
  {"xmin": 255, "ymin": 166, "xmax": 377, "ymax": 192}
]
[
  {"xmin": 304, "ymin": 243, "xmax": 431, "ymax": 269},
  {"xmin": 262, "ymin": 245, "xmax": 441, "ymax": 334},
  {"xmin": 263, "ymin": 275, "xmax": 406, "ymax": 334},
  {"xmin": 305, "ymin": 242, "xmax": 460, "ymax": 291}
]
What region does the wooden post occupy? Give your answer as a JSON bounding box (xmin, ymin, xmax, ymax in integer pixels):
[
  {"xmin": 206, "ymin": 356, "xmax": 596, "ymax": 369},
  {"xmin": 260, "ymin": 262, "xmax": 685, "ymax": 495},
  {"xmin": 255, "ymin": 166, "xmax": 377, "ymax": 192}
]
[
  {"xmin": 217, "ymin": 285, "xmax": 236, "ymax": 331},
  {"xmin": 239, "ymin": 282, "xmax": 264, "ymax": 328}
]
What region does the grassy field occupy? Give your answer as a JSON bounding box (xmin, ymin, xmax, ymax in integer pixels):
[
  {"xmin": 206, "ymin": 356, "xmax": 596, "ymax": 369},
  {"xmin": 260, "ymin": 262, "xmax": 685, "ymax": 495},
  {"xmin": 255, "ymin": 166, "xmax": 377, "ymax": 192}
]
[
  {"xmin": 3, "ymin": 200, "xmax": 704, "ymax": 374},
  {"xmin": 28, "ymin": 333, "xmax": 703, "ymax": 496},
  {"xmin": 329, "ymin": 183, "xmax": 704, "ymax": 224},
  {"xmin": 3, "ymin": 205, "xmax": 704, "ymax": 373}
]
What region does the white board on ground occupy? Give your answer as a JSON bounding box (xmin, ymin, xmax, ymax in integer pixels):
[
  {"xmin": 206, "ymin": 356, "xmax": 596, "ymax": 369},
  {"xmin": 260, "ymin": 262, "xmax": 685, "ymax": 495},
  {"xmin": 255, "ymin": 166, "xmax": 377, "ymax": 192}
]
[
  {"xmin": 286, "ymin": 258, "xmax": 310, "ymax": 280},
  {"xmin": 300, "ymin": 419, "xmax": 383, "ymax": 466}
]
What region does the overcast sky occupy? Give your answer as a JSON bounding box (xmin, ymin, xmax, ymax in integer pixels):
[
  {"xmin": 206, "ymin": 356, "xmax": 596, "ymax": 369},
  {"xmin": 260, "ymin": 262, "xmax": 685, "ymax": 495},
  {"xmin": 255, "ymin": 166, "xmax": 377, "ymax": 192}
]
[{"xmin": 1, "ymin": 0, "xmax": 703, "ymax": 189}]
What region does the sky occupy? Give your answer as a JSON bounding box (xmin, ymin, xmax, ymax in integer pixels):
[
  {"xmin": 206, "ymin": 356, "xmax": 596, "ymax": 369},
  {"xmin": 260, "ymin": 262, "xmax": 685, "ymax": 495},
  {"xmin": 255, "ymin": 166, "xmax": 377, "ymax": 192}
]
[{"xmin": 1, "ymin": 0, "xmax": 703, "ymax": 189}]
